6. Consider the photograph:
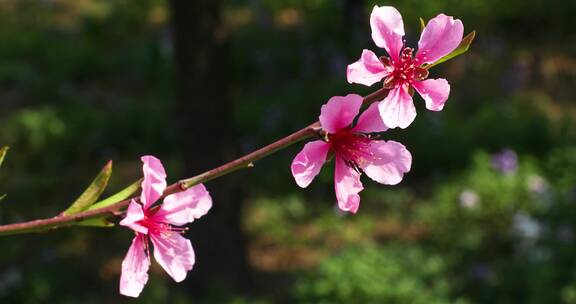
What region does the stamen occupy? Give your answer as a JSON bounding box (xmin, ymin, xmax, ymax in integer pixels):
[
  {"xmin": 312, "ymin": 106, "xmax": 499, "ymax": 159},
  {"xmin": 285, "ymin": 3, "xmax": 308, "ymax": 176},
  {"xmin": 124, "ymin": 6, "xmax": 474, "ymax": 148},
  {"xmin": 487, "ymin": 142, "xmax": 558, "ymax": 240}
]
[
  {"xmin": 383, "ymin": 75, "xmax": 396, "ymax": 89},
  {"xmin": 413, "ymin": 67, "xmax": 429, "ymax": 81},
  {"xmin": 380, "ymin": 47, "xmax": 428, "ymax": 88},
  {"xmin": 329, "ymin": 130, "xmax": 376, "ymax": 173},
  {"xmin": 379, "ymin": 56, "xmax": 391, "ymax": 67}
]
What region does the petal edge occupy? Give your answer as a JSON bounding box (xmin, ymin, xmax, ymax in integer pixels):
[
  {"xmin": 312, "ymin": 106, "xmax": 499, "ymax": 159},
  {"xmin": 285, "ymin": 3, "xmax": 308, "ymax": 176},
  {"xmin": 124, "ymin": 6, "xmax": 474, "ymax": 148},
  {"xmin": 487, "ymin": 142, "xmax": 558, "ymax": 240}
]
[
  {"xmin": 155, "ymin": 184, "xmax": 213, "ymax": 226},
  {"xmin": 291, "ymin": 140, "xmax": 330, "ymax": 188},
  {"xmin": 120, "ymin": 235, "xmax": 150, "ymax": 298},
  {"xmin": 347, "ymin": 49, "xmax": 390, "ymax": 86},
  {"xmin": 319, "ymin": 94, "xmax": 363, "ymax": 134},
  {"xmin": 352, "ymin": 102, "xmax": 388, "ymax": 133},
  {"xmin": 416, "ymin": 14, "xmax": 464, "ymax": 65},
  {"xmin": 151, "ymin": 232, "xmax": 195, "ymax": 283},
  {"xmin": 413, "ymin": 78, "xmax": 450, "ymax": 111},
  {"xmin": 362, "ymin": 140, "xmax": 412, "ymax": 185},
  {"xmin": 140, "ymin": 155, "xmax": 167, "ymax": 209},
  {"xmin": 334, "ymin": 157, "xmax": 363, "ymax": 214},
  {"xmin": 378, "ymin": 86, "xmax": 417, "ymax": 129},
  {"xmin": 370, "ymin": 6, "xmax": 405, "ymax": 62}
]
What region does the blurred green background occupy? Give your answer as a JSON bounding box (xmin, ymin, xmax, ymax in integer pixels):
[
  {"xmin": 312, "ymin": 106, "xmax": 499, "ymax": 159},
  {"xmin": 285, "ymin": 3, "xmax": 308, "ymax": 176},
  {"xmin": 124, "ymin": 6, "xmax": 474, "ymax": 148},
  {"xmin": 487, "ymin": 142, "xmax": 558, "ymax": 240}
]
[{"xmin": 0, "ymin": 0, "xmax": 575, "ymax": 303}]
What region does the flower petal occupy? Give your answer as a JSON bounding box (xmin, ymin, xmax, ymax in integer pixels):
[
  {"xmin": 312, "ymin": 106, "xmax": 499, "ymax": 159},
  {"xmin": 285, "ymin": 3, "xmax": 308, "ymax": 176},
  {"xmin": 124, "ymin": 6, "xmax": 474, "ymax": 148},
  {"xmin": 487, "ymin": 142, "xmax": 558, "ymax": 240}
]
[
  {"xmin": 140, "ymin": 155, "xmax": 167, "ymax": 209},
  {"xmin": 150, "ymin": 232, "xmax": 195, "ymax": 283},
  {"xmin": 334, "ymin": 156, "xmax": 363, "ymax": 214},
  {"xmin": 378, "ymin": 86, "xmax": 416, "ymax": 129},
  {"xmin": 362, "ymin": 140, "xmax": 412, "ymax": 185},
  {"xmin": 291, "ymin": 140, "xmax": 330, "ymax": 188},
  {"xmin": 413, "ymin": 78, "xmax": 450, "ymax": 111},
  {"xmin": 352, "ymin": 101, "xmax": 388, "ymax": 133},
  {"xmin": 416, "ymin": 14, "xmax": 464, "ymax": 65},
  {"xmin": 119, "ymin": 200, "xmax": 148, "ymax": 234},
  {"xmin": 319, "ymin": 94, "xmax": 363, "ymax": 134},
  {"xmin": 120, "ymin": 235, "xmax": 150, "ymax": 298},
  {"xmin": 154, "ymin": 184, "xmax": 213, "ymax": 226},
  {"xmin": 347, "ymin": 49, "xmax": 391, "ymax": 86},
  {"xmin": 370, "ymin": 6, "xmax": 405, "ymax": 62}
]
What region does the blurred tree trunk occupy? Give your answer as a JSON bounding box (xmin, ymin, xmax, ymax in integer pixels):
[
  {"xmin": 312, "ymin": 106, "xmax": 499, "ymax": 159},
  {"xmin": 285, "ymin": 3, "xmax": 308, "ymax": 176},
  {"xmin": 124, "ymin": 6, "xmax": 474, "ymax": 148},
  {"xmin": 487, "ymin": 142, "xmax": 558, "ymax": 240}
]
[
  {"xmin": 345, "ymin": 0, "xmax": 365, "ymax": 26},
  {"xmin": 168, "ymin": 0, "xmax": 251, "ymax": 296}
]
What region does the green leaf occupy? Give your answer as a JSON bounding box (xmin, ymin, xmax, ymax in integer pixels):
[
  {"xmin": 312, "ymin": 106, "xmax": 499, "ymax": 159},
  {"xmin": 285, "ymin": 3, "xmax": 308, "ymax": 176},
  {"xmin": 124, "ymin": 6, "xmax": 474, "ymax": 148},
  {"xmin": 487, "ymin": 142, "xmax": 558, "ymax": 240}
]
[
  {"xmin": 0, "ymin": 147, "xmax": 7, "ymax": 204},
  {"xmin": 419, "ymin": 17, "xmax": 426, "ymax": 33},
  {"xmin": 74, "ymin": 179, "xmax": 141, "ymax": 228},
  {"xmin": 426, "ymin": 30, "xmax": 476, "ymax": 68},
  {"xmin": 76, "ymin": 217, "xmax": 114, "ymax": 227},
  {"xmin": 87, "ymin": 179, "xmax": 141, "ymax": 211},
  {"xmin": 62, "ymin": 161, "xmax": 113, "ymax": 216},
  {"xmin": 0, "ymin": 146, "xmax": 8, "ymax": 169}
]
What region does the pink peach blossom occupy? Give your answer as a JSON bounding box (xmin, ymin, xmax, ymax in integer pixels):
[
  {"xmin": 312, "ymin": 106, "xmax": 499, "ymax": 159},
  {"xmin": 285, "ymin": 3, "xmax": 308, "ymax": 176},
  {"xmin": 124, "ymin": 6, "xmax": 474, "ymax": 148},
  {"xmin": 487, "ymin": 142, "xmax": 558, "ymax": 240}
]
[
  {"xmin": 291, "ymin": 94, "xmax": 412, "ymax": 213},
  {"xmin": 347, "ymin": 6, "xmax": 464, "ymax": 128},
  {"xmin": 119, "ymin": 156, "xmax": 212, "ymax": 297}
]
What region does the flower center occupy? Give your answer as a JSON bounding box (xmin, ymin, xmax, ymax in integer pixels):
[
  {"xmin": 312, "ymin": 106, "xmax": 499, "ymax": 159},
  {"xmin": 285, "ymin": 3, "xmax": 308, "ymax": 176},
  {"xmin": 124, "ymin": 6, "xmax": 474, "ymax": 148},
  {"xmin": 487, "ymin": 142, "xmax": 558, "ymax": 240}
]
[
  {"xmin": 328, "ymin": 130, "xmax": 374, "ymax": 172},
  {"xmin": 141, "ymin": 217, "xmax": 188, "ymax": 237},
  {"xmin": 380, "ymin": 48, "xmax": 428, "ymax": 89}
]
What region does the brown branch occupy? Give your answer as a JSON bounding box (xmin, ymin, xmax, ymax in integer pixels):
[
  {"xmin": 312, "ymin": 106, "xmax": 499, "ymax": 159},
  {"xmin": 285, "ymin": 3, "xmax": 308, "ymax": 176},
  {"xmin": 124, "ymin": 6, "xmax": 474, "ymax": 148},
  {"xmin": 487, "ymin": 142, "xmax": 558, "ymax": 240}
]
[{"xmin": 0, "ymin": 88, "xmax": 389, "ymax": 236}]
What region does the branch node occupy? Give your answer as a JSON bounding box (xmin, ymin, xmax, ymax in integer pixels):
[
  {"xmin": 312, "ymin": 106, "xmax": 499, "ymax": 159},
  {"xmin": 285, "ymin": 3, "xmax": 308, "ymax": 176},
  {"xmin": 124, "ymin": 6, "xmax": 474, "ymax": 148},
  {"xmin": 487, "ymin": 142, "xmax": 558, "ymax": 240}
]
[{"xmin": 178, "ymin": 181, "xmax": 188, "ymax": 190}]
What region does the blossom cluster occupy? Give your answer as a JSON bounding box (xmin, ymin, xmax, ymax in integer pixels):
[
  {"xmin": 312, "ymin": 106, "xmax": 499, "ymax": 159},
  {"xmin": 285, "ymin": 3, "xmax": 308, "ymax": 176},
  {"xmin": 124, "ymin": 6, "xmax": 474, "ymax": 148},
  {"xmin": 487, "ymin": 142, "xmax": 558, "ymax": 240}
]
[
  {"xmin": 292, "ymin": 6, "xmax": 464, "ymax": 213},
  {"xmin": 119, "ymin": 5, "xmax": 467, "ymax": 297}
]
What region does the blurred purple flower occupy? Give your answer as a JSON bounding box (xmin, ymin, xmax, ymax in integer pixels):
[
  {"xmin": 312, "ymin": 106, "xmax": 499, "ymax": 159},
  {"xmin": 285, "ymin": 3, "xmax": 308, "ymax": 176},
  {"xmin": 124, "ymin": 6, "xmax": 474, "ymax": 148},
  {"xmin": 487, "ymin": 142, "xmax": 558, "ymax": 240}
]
[{"xmin": 491, "ymin": 149, "xmax": 518, "ymax": 174}]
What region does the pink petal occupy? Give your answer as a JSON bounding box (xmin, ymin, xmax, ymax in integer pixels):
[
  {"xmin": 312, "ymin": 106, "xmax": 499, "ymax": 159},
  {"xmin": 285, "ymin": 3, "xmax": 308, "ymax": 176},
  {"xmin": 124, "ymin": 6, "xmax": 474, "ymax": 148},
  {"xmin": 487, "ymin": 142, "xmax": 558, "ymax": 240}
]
[
  {"xmin": 319, "ymin": 94, "xmax": 363, "ymax": 134},
  {"xmin": 413, "ymin": 78, "xmax": 450, "ymax": 111},
  {"xmin": 140, "ymin": 155, "xmax": 167, "ymax": 209},
  {"xmin": 119, "ymin": 200, "xmax": 148, "ymax": 234},
  {"xmin": 362, "ymin": 140, "xmax": 412, "ymax": 185},
  {"xmin": 334, "ymin": 156, "xmax": 363, "ymax": 214},
  {"xmin": 352, "ymin": 102, "xmax": 388, "ymax": 133},
  {"xmin": 120, "ymin": 235, "xmax": 150, "ymax": 298},
  {"xmin": 347, "ymin": 49, "xmax": 391, "ymax": 86},
  {"xmin": 154, "ymin": 184, "xmax": 213, "ymax": 226},
  {"xmin": 370, "ymin": 6, "xmax": 405, "ymax": 62},
  {"xmin": 415, "ymin": 14, "xmax": 464, "ymax": 65},
  {"xmin": 378, "ymin": 86, "xmax": 417, "ymax": 129},
  {"xmin": 150, "ymin": 232, "xmax": 195, "ymax": 282},
  {"xmin": 291, "ymin": 140, "xmax": 330, "ymax": 188}
]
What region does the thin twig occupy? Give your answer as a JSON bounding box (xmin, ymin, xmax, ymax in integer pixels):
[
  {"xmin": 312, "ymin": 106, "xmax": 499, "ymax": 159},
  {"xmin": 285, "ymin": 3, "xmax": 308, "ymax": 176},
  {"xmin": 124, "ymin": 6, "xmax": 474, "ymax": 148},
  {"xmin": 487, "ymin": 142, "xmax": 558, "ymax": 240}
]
[{"xmin": 0, "ymin": 88, "xmax": 389, "ymax": 236}]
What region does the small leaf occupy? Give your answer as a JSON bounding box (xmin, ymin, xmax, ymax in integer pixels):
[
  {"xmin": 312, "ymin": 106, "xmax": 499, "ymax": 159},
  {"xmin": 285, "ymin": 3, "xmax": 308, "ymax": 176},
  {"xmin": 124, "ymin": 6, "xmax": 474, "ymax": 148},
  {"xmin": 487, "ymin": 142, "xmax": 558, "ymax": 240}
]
[
  {"xmin": 419, "ymin": 17, "xmax": 426, "ymax": 33},
  {"xmin": 62, "ymin": 161, "xmax": 113, "ymax": 216},
  {"xmin": 76, "ymin": 217, "xmax": 114, "ymax": 227},
  {"xmin": 0, "ymin": 147, "xmax": 7, "ymax": 204},
  {"xmin": 87, "ymin": 179, "xmax": 141, "ymax": 211},
  {"xmin": 75, "ymin": 178, "xmax": 141, "ymax": 228},
  {"xmin": 426, "ymin": 30, "xmax": 476, "ymax": 68},
  {"xmin": 0, "ymin": 146, "xmax": 8, "ymax": 169}
]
